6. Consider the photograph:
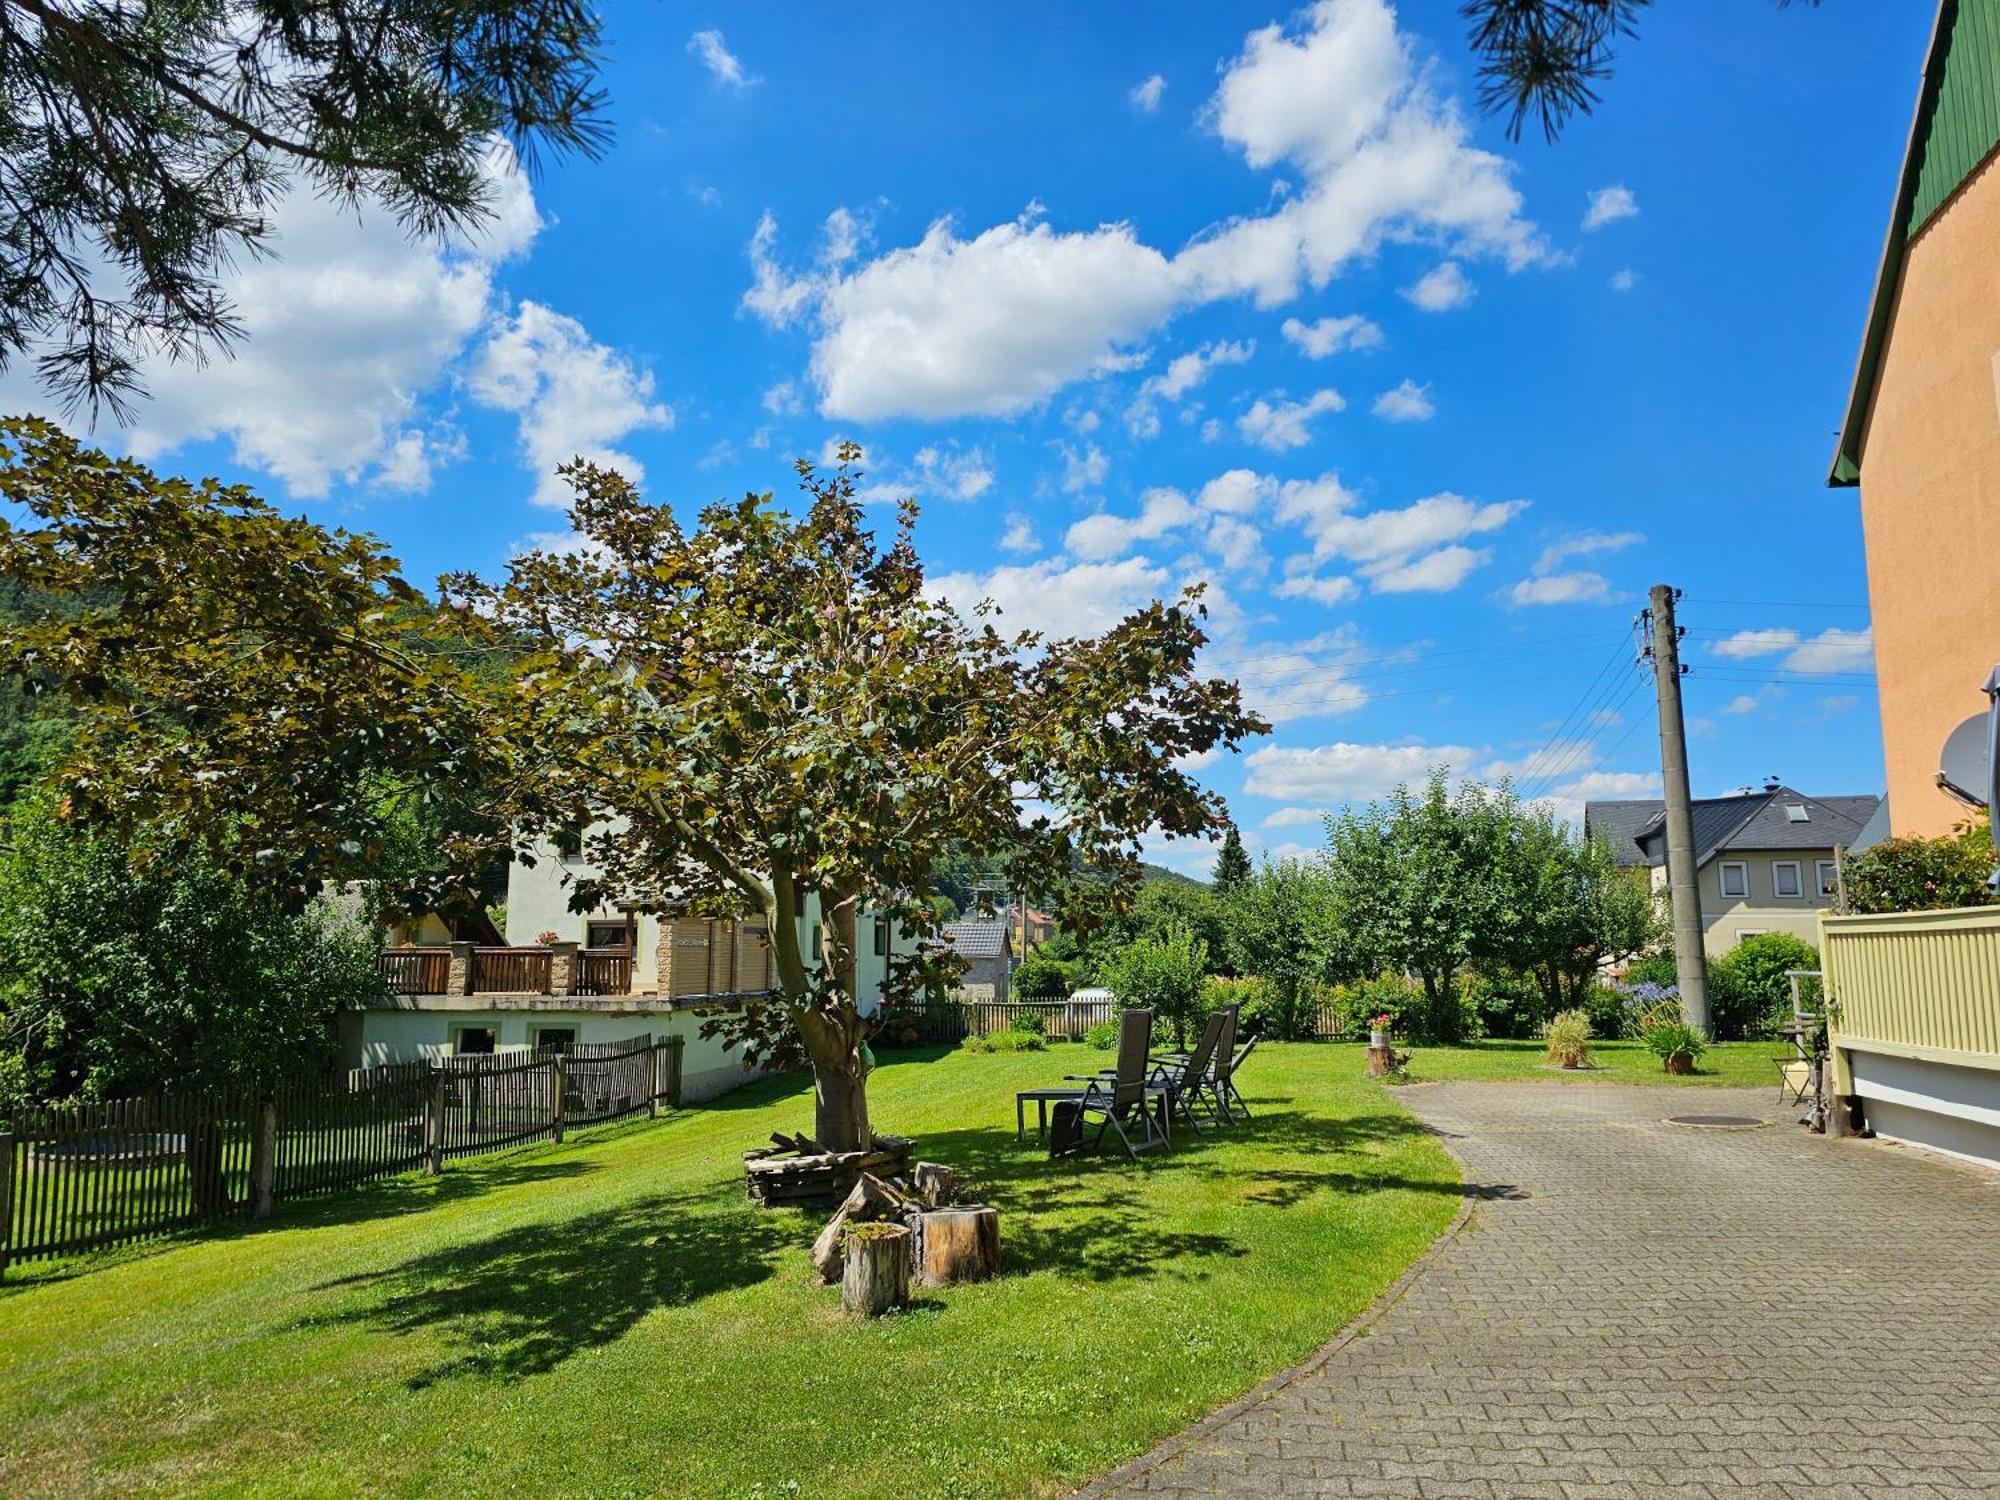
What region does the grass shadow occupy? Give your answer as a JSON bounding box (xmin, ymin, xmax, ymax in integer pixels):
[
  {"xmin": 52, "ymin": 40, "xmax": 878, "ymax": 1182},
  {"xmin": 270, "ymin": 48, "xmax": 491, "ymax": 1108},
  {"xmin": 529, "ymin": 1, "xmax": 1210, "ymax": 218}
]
[{"xmin": 303, "ymin": 1186, "xmax": 791, "ymax": 1387}]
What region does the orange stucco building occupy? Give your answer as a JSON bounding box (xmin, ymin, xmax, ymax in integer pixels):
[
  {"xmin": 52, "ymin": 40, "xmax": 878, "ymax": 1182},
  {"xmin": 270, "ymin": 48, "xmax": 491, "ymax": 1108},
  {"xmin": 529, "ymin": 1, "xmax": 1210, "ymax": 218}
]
[{"xmin": 1832, "ymin": 0, "xmax": 2000, "ymax": 837}]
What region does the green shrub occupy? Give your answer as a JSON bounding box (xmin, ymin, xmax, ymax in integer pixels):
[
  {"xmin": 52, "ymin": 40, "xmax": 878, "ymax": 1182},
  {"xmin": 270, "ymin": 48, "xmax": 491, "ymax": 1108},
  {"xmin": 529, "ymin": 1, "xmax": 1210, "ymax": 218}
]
[
  {"xmin": 1710, "ymin": 932, "xmax": 1818, "ymax": 1039},
  {"xmin": 1465, "ymin": 968, "xmax": 1546, "ymax": 1039},
  {"xmin": 1619, "ymin": 951, "xmax": 1678, "ymax": 988},
  {"xmin": 961, "ymin": 1028, "xmax": 1045, "ymax": 1054},
  {"xmin": 1580, "ymin": 981, "xmax": 1640, "ymax": 1040},
  {"xmin": 1542, "ymin": 1008, "xmax": 1593, "ymax": 1068},
  {"xmin": 1101, "ymin": 920, "xmax": 1210, "ymax": 1047},
  {"xmin": 1201, "ymin": 974, "xmax": 1269, "ymax": 1031},
  {"xmin": 1083, "ymin": 1020, "xmax": 1119, "ymax": 1051},
  {"xmin": 1846, "ymin": 820, "xmax": 1997, "ymax": 914},
  {"xmin": 1010, "ymin": 949, "xmax": 1073, "ymax": 1000},
  {"xmin": 1010, "ymin": 1007, "xmax": 1048, "ymax": 1036}
]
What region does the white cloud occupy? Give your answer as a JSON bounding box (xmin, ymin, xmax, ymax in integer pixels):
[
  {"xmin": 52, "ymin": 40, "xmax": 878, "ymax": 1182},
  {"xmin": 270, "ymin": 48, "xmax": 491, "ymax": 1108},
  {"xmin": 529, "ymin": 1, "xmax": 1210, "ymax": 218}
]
[
  {"xmin": 1402, "ymin": 260, "xmax": 1474, "ymax": 311},
  {"xmin": 1509, "ymin": 571, "xmax": 1611, "ymax": 606},
  {"xmin": 1365, "ymin": 543, "xmax": 1490, "ymax": 593},
  {"xmin": 755, "ymin": 0, "xmax": 1548, "ymax": 422},
  {"xmin": 1057, "ymin": 440, "xmax": 1110, "ymax": 493},
  {"xmin": 742, "ymin": 213, "xmax": 819, "ymax": 329},
  {"xmin": 930, "ymin": 555, "xmax": 1178, "ymax": 640},
  {"xmin": 1582, "ymin": 185, "xmax": 1639, "ymax": 231},
  {"xmin": 116, "ymin": 144, "xmax": 540, "ymax": 497},
  {"xmin": 1205, "ymin": 515, "xmax": 1269, "ymax": 574},
  {"xmin": 846, "ymin": 442, "xmax": 993, "ymax": 506},
  {"xmin": 1065, "ymin": 486, "xmax": 1197, "ymax": 560},
  {"xmin": 1280, "ymin": 313, "xmax": 1384, "ymax": 357},
  {"xmin": 1199, "ymin": 468, "xmax": 1273, "ymax": 515},
  {"xmin": 1371, "ymin": 378, "xmax": 1434, "ymax": 422},
  {"xmin": 1784, "ymin": 626, "xmax": 1874, "ymax": 674},
  {"xmin": 1238, "ymin": 388, "xmax": 1345, "ymax": 449},
  {"xmin": 1711, "ymin": 628, "xmax": 1799, "ymax": 659},
  {"xmin": 1128, "ymin": 339, "xmax": 1254, "ymax": 435},
  {"xmin": 1609, "ymin": 268, "xmax": 1638, "ymax": 292},
  {"xmin": 1723, "ymin": 693, "xmax": 1764, "ymax": 715},
  {"xmin": 1262, "ymin": 805, "xmax": 1329, "ymax": 828},
  {"xmin": 688, "ymin": 29, "xmax": 756, "ymax": 88},
  {"xmin": 1530, "ymin": 768, "xmax": 1662, "ymax": 828},
  {"xmin": 1234, "ymin": 647, "xmax": 1369, "ymax": 723},
  {"xmin": 1131, "ymin": 73, "xmax": 1167, "ymax": 111},
  {"xmin": 1306, "ymin": 489, "xmax": 1523, "ymax": 565},
  {"xmin": 1244, "ymin": 740, "xmax": 1478, "ymax": 802},
  {"xmin": 820, "ymin": 206, "xmax": 870, "ymax": 267},
  {"xmin": 1534, "ymin": 530, "xmax": 1642, "ymax": 574},
  {"xmin": 1273, "ymin": 568, "xmax": 1359, "ymax": 606},
  {"xmin": 762, "ymin": 379, "xmax": 805, "ymax": 416},
  {"xmin": 999, "ymin": 515, "xmax": 1040, "ymax": 554},
  {"xmin": 469, "ymin": 301, "xmax": 674, "ymax": 506}
]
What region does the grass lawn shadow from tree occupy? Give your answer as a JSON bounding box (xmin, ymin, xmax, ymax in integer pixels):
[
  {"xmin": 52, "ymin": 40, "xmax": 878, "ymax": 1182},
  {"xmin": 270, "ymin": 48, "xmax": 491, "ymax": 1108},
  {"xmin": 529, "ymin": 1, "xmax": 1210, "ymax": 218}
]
[{"xmin": 303, "ymin": 1186, "xmax": 793, "ymax": 1389}]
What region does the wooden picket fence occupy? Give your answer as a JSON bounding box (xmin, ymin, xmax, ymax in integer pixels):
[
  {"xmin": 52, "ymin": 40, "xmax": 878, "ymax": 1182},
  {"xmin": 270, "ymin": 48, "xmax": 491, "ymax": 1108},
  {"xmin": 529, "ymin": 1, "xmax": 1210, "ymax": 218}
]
[
  {"xmin": 905, "ymin": 996, "xmax": 1117, "ymax": 1043},
  {"xmin": 0, "ymin": 1035, "xmax": 685, "ymax": 1277}
]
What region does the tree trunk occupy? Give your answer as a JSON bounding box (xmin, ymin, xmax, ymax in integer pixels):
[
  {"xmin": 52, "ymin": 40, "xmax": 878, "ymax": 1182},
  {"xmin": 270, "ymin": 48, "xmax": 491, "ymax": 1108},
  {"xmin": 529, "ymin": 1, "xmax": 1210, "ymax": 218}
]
[
  {"xmin": 842, "ymin": 1222, "xmax": 911, "ymax": 1317},
  {"xmin": 914, "ymin": 1206, "xmax": 1001, "ymax": 1287},
  {"xmin": 798, "ymin": 1011, "xmax": 871, "ymax": 1151}
]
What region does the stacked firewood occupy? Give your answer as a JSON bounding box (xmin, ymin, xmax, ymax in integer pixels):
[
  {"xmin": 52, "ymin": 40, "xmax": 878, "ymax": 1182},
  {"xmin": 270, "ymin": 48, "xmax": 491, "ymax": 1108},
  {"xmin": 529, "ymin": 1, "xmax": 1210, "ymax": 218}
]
[
  {"xmin": 741, "ymin": 1131, "xmax": 915, "ymax": 1209},
  {"xmin": 809, "ymin": 1159, "xmax": 1001, "ymax": 1296}
]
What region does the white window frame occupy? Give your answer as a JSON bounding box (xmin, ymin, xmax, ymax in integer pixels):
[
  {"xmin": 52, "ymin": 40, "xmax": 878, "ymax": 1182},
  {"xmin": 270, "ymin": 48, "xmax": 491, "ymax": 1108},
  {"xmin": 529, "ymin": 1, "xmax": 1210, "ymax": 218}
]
[
  {"xmin": 1816, "ymin": 859, "xmax": 1838, "ymax": 898},
  {"xmin": 1772, "ymin": 860, "xmax": 1804, "ymax": 899},
  {"xmin": 1719, "ymin": 861, "xmax": 1749, "ymax": 899}
]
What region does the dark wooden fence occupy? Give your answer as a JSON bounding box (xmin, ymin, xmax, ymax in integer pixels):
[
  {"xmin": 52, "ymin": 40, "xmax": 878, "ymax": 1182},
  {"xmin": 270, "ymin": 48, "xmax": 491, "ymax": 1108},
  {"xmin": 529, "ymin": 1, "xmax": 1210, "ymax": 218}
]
[
  {"xmin": 471, "ymin": 946, "xmax": 553, "ymax": 994},
  {"xmin": 0, "ymin": 1035, "xmax": 686, "ymax": 1278},
  {"xmin": 908, "ymin": 996, "xmax": 1117, "ymax": 1043},
  {"xmin": 378, "ymin": 948, "xmax": 451, "ymax": 996}
]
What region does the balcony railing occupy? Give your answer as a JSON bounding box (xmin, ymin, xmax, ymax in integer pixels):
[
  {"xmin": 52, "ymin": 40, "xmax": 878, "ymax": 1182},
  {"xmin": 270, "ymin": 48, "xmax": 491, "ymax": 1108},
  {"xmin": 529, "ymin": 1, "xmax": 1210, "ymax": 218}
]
[
  {"xmin": 378, "ymin": 947, "xmax": 450, "ymax": 996},
  {"xmin": 473, "ymin": 946, "xmax": 554, "ymax": 995},
  {"xmin": 575, "ymin": 948, "xmax": 633, "ymax": 996}
]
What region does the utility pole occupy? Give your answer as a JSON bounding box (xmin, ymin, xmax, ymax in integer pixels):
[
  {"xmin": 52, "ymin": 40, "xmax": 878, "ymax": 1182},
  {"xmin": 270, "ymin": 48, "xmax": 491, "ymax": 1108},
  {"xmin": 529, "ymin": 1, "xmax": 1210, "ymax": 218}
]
[{"xmin": 1645, "ymin": 584, "xmax": 1711, "ymax": 1037}]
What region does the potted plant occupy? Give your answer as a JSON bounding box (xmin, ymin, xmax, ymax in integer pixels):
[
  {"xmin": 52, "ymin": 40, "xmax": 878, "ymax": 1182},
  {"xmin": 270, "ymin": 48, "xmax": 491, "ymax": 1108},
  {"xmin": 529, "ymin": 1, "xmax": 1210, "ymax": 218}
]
[
  {"xmin": 1368, "ymin": 1012, "xmax": 1393, "ymax": 1049},
  {"xmin": 1641, "ymin": 1018, "xmax": 1708, "ymax": 1075},
  {"xmin": 1543, "ymin": 1008, "xmax": 1593, "ymax": 1070}
]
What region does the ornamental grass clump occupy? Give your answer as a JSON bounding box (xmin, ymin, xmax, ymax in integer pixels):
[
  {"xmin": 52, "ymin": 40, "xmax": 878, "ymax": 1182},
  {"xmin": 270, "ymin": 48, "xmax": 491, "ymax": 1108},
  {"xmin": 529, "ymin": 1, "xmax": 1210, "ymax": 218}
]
[
  {"xmin": 1542, "ymin": 1008, "xmax": 1594, "ymax": 1069},
  {"xmin": 1637, "ymin": 998, "xmax": 1707, "ymax": 1074}
]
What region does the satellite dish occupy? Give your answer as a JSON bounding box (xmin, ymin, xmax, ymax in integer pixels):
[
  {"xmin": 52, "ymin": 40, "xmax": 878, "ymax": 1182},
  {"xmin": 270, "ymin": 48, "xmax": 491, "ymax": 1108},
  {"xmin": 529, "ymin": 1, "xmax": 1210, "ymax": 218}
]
[{"xmin": 1939, "ymin": 712, "xmax": 1989, "ymax": 808}]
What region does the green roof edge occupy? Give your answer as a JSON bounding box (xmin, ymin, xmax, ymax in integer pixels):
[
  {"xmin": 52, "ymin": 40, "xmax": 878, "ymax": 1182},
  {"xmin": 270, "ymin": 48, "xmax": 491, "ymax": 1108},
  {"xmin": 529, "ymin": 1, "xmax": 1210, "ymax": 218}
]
[{"xmin": 1829, "ymin": 0, "xmax": 1957, "ymax": 489}]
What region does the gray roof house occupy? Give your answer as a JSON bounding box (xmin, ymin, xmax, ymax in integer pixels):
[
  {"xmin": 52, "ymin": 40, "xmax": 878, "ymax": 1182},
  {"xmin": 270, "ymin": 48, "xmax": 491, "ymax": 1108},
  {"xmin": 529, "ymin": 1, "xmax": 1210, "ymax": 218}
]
[
  {"xmin": 941, "ymin": 920, "xmax": 1012, "ymax": 1001},
  {"xmin": 1584, "ymin": 783, "xmax": 1882, "ymax": 956}
]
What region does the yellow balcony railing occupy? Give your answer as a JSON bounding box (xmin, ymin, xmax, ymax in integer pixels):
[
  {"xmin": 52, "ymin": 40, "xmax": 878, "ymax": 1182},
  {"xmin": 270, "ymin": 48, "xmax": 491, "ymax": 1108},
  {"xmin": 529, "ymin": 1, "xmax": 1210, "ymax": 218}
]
[{"xmin": 1819, "ymin": 907, "xmax": 2000, "ymax": 1090}]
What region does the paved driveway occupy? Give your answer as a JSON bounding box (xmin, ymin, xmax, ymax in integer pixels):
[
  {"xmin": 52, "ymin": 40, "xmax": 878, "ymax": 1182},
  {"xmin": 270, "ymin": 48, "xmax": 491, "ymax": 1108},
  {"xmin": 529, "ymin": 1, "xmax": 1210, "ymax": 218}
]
[{"xmin": 1092, "ymin": 1083, "xmax": 2000, "ymax": 1498}]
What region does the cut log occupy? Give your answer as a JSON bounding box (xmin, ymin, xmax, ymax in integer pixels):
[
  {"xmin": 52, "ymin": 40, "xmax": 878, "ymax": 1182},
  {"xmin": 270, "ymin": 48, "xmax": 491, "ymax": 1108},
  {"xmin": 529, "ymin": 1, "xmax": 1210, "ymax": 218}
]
[
  {"xmin": 810, "ymin": 1172, "xmax": 910, "ymax": 1284},
  {"xmin": 913, "ymin": 1205, "xmax": 1001, "ymax": 1287},
  {"xmin": 842, "ymin": 1222, "xmax": 912, "ymax": 1317},
  {"xmin": 911, "ymin": 1161, "xmax": 956, "ymax": 1207}
]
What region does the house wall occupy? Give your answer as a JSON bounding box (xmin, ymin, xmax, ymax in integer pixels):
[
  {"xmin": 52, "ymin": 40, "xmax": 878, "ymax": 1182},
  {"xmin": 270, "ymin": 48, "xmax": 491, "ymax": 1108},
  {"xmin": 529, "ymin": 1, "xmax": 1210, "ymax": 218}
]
[
  {"xmin": 1854, "ymin": 151, "xmax": 2000, "ymax": 837},
  {"xmin": 1692, "ymin": 850, "xmax": 1839, "ymax": 955},
  {"xmin": 339, "ymin": 1000, "xmax": 764, "ymax": 1104},
  {"xmin": 1851, "ymin": 1051, "xmax": 2000, "ymax": 1171},
  {"xmin": 502, "ymin": 834, "xmax": 901, "ymax": 1010}
]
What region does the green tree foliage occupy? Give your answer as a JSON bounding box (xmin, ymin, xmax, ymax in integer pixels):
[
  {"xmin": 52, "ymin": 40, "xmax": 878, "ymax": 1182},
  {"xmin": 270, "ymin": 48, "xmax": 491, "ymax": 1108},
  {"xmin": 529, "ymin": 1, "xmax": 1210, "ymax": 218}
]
[
  {"xmin": 1321, "ymin": 771, "xmax": 1519, "ymax": 1041},
  {"xmin": 1708, "ymin": 932, "xmax": 1818, "ymax": 1040},
  {"xmin": 0, "ymin": 430, "xmax": 1268, "ymax": 1149},
  {"xmin": 0, "ymin": 419, "xmax": 512, "ymax": 913},
  {"xmin": 1490, "ymin": 809, "xmax": 1662, "ymax": 1013},
  {"xmin": 1102, "ymin": 920, "xmax": 1210, "ymax": 1048},
  {"xmin": 1212, "ymin": 826, "xmax": 1251, "ymax": 892},
  {"xmin": 0, "ymin": 0, "xmax": 607, "ymax": 416},
  {"xmin": 1224, "ymin": 859, "xmax": 1335, "ymax": 1039},
  {"xmin": 1845, "ymin": 819, "xmax": 1998, "ymax": 915},
  {"xmin": 1009, "ymin": 947, "xmax": 1073, "ymax": 1000},
  {"xmin": 0, "ymin": 800, "xmax": 384, "ymax": 1103}
]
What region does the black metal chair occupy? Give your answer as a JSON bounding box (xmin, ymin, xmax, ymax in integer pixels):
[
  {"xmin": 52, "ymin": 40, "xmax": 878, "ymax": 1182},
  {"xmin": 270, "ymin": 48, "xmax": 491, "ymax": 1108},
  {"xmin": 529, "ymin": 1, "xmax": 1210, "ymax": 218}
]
[{"xmin": 1015, "ymin": 1008, "xmax": 1170, "ymax": 1158}]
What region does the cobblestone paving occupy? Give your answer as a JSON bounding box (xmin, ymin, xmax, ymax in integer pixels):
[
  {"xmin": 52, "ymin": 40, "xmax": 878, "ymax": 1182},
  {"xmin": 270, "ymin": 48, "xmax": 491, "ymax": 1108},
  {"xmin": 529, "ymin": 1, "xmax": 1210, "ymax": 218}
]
[{"xmin": 1097, "ymin": 1083, "xmax": 2000, "ymax": 1498}]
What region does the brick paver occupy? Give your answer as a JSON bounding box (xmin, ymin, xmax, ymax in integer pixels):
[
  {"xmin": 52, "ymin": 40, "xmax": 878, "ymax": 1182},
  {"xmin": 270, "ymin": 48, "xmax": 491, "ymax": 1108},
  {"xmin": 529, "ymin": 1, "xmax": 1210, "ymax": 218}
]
[{"xmin": 1095, "ymin": 1083, "xmax": 2000, "ymax": 1498}]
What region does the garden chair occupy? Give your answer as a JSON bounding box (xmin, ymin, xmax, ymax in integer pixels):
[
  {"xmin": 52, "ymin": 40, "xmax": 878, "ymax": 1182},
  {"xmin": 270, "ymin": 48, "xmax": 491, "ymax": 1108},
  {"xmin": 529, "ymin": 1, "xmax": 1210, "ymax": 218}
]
[
  {"xmin": 1014, "ymin": 1008, "xmax": 1169, "ymax": 1158},
  {"xmin": 1106, "ymin": 1006, "xmax": 1235, "ymax": 1130},
  {"xmin": 1215, "ymin": 1033, "xmax": 1258, "ymax": 1121}
]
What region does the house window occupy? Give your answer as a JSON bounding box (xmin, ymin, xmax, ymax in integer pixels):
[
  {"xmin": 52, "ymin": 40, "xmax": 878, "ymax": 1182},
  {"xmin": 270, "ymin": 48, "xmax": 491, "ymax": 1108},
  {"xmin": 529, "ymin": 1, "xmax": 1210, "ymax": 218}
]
[
  {"xmin": 872, "ymin": 917, "xmax": 889, "ymax": 957},
  {"xmin": 1772, "ymin": 861, "xmax": 1803, "ymax": 898},
  {"xmin": 587, "ymin": 920, "xmax": 630, "ymax": 951},
  {"xmin": 450, "ymin": 1025, "xmax": 497, "ymax": 1056},
  {"xmin": 811, "ymin": 924, "xmax": 823, "ymax": 962},
  {"xmin": 531, "ymin": 1025, "xmax": 576, "ymax": 1054},
  {"xmin": 1719, "ymin": 862, "xmax": 1749, "ymax": 899},
  {"xmin": 556, "ymin": 824, "xmax": 584, "ymax": 861},
  {"xmin": 1817, "ymin": 860, "xmax": 1838, "ymax": 899}
]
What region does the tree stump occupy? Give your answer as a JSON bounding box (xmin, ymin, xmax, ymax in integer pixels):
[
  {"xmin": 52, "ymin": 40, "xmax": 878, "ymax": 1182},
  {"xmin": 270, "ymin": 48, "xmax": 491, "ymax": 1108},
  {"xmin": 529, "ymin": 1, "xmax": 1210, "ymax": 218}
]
[
  {"xmin": 842, "ymin": 1222, "xmax": 912, "ymax": 1317},
  {"xmin": 914, "ymin": 1205, "xmax": 1001, "ymax": 1287},
  {"xmin": 810, "ymin": 1172, "xmax": 908, "ymax": 1285},
  {"xmin": 1366, "ymin": 1044, "xmax": 1394, "ymax": 1076}
]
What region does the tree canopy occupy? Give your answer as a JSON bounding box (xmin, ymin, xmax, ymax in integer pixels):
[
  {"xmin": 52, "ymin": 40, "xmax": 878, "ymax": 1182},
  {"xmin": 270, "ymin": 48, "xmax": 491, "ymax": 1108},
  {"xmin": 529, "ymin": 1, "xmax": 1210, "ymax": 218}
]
[{"xmin": 0, "ymin": 0, "xmax": 606, "ymax": 417}]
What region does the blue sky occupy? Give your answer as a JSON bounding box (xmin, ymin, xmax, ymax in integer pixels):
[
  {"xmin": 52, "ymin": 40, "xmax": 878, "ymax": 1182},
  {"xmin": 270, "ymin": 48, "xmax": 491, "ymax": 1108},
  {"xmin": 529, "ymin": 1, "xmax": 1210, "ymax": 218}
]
[{"xmin": 7, "ymin": 1, "xmax": 1926, "ymax": 875}]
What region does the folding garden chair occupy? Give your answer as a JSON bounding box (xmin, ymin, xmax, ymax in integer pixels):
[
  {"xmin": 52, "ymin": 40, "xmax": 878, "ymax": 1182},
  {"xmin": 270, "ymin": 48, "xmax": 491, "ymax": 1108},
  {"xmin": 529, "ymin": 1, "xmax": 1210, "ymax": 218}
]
[{"xmin": 1014, "ymin": 1008, "xmax": 1170, "ymax": 1158}]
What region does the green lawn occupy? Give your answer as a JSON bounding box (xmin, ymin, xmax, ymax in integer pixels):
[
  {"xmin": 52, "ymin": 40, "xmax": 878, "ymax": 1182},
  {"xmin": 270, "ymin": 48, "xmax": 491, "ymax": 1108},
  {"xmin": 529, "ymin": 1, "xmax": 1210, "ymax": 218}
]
[
  {"xmin": 0, "ymin": 1043, "xmax": 1460, "ymax": 1500},
  {"xmin": 1377, "ymin": 1037, "xmax": 1783, "ymax": 1089}
]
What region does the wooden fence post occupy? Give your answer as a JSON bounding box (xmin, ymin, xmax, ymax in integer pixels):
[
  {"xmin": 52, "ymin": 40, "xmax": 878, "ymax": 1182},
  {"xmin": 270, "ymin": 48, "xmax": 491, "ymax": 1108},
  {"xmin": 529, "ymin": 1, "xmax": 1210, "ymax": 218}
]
[
  {"xmin": 0, "ymin": 1128, "xmax": 13, "ymax": 1282},
  {"xmin": 664, "ymin": 1034, "xmax": 685, "ymax": 1109},
  {"xmin": 250, "ymin": 1096, "xmax": 277, "ymax": 1220},
  {"xmin": 648, "ymin": 1037, "xmax": 661, "ymax": 1119},
  {"xmin": 551, "ymin": 1054, "xmax": 568, "ymax": 1145},
  {"xmin": 423, "ymin": 1068, "xmax": 444, "ymax": 1175}
]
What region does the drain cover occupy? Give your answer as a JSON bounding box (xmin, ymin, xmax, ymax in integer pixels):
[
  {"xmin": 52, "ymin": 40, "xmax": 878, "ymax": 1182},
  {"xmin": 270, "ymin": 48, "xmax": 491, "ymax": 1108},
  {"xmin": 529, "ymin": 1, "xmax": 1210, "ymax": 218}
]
[{"xmin": 1665, "ymin": 1114, "xmax": 1763, "ymax": 1128}]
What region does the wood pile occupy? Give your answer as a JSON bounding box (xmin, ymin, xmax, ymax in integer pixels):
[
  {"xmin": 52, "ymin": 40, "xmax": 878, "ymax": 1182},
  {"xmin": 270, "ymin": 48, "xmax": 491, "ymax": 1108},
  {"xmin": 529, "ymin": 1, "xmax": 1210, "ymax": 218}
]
[
  {"xmin": 808, "ymin": 1159, "xmax": 1001, "ymax": 1292},
  {"xmin": 742, "ymin": 1130, "xmax": 914, "ymax": 1210}
]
